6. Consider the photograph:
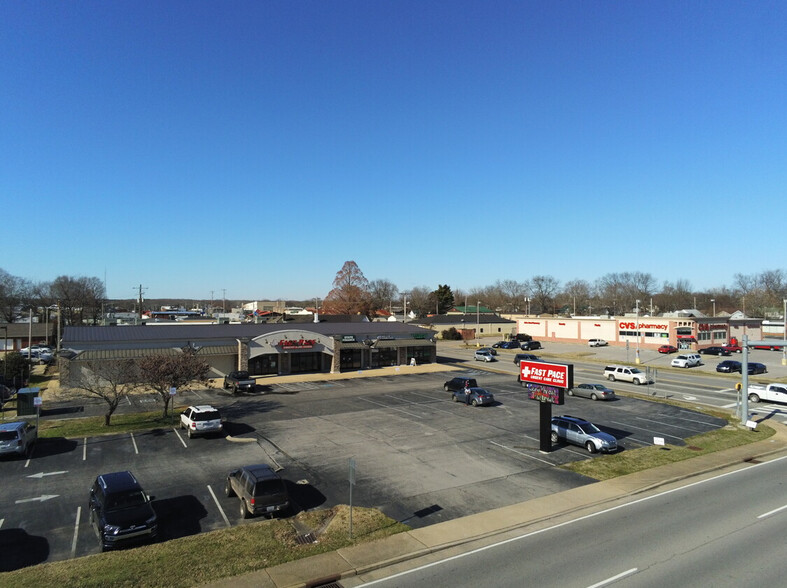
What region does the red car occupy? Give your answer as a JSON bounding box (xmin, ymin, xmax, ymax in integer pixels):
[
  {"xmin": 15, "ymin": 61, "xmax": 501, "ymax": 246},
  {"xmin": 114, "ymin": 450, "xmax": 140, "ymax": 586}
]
[
  {"xmin": 658, "ymin": 345, "xmax": 678, "ymax": 354},
  {"xmin": 722, "ymin": 344, "xmax": 742, "ymax": 354},
  {"xmin": 753, "ymin": 344, "xmax": 780, "ymax": 351}
]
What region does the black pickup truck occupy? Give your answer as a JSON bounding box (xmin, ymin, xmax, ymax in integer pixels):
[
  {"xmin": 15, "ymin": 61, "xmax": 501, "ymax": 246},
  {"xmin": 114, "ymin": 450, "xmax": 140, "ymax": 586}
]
[{"xmin": 223, "ymin": 371, "xmax": 256, "ymax": 393}]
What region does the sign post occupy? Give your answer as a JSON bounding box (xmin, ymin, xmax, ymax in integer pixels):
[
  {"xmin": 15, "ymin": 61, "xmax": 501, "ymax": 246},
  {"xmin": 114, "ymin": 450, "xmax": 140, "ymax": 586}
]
[
  {"xmin": 348, "ymin": 457, "xmax": 356, "ymax": 539},
  {"xmin": 519, "ymin": 360, "xmax": 573, "ymax": 452}
]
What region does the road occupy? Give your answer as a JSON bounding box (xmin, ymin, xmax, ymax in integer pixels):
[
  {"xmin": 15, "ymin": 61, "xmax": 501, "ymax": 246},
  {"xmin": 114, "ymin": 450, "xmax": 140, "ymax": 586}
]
[{"xmin": 350, "ymin": 454, "xmax": 787, "ymax": 588}]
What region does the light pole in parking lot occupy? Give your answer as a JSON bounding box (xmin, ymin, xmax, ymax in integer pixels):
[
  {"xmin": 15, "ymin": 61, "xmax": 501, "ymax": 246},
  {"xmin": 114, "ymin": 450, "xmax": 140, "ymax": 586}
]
[
  {"xmin": 711, "ymin": 298, "xmax": 716, "ymax": 318},
  {"xmin": 635, "ymin": 299, "xmax": 641, "ymax": 364},
  {"xmin": 782, "ymin": 299, "xmax": 786, "ymax": 366}
]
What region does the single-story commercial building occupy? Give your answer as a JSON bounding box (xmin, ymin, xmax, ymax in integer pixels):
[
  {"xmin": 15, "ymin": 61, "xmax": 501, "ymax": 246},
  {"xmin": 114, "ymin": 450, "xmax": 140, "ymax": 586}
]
[
  {"xmin": 507, "ymin": 314, "xmax": 763, "ymax": 350},
  {"xmin": 59, "ymin": 321, "xmax": 437, "ymax": 386}
]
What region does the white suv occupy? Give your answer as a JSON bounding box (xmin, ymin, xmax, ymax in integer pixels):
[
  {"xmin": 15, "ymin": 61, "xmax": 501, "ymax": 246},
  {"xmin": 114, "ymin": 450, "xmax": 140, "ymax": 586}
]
[
  {"xmin": 603, "ymin": 365, "xmax": 649, "ymax": 385},
  {"xmin": 671, "ymin": 354, "xmax": 702, "ymax": 368},
  {"xmin": 588, "ymin": 339, "xmax": 608, "ymax": 347},
  {"xmin": 180, "ymin": 405, "xmax": 223, "ymax": 438}
]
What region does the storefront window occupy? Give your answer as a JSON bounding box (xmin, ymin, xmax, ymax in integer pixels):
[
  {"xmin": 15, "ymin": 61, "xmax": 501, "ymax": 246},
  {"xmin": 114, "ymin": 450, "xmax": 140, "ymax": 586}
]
[
  {"xmin": 407, "ymin": 347, "xmax": 431, "ymax": 364},
  {"xmin": 291, "ymin": 352, "xmax": 323, "ymax": 373},
  {"xmin": 340, "ymin": 350, "xmax": 362, "ymax": 371},
  {"xmin": 248, "ymin": 354, "xmax": 278, "ymax": 376},
  {"xmin": 371, "ymin": 348, "xmax": 398, "ymax": 367}
]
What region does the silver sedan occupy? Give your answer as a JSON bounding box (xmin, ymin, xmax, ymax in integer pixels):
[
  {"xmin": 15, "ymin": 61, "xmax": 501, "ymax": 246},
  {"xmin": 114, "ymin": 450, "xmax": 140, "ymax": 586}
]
[{"xmin": 568, "ymin": 383, "xmax": 616, "ymax": 401}]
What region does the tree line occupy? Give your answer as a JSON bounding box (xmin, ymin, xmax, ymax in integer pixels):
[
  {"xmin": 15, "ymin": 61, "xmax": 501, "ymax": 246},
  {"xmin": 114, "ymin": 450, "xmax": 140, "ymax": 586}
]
[{"xmin": 320, "ymin": 262, "xmax": 787, "ymax": 320}]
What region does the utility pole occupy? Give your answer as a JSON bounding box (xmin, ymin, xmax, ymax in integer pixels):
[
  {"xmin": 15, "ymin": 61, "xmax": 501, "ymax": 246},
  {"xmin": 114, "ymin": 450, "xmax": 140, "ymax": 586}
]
[
  {"xmin": 133, "ymin": 285, "xmax": 148, "ymax": 320},
  {"xmin": 222, "ymin": 289, "xmax": 226, "ymax": 313}
]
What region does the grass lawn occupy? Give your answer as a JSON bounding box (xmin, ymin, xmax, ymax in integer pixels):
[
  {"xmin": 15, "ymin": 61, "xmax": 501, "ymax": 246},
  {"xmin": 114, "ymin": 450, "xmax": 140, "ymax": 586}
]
[{"xmin": 0, "ymin": 505, "xmax": 408, "ymax": 588}]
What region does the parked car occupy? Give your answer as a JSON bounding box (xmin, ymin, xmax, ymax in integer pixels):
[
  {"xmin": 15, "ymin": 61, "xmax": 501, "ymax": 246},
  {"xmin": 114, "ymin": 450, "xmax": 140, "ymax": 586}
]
[
  {"xmin": 19, "ymin": 349, "xmax": 54, "ymax": 364},
  {"xmin": 657, "ymin": 345, "xmax": 678, "ymax": 354},
  {"xmin": 699, "ymin": 346, "xmax": 731, "ymax": 356},
  {"xmin": 753, "ymin": 344, "xmax": 780, "ymax": 351},
  {"xmin": 603, "ymin": 365, "xmax": 649, "ymax": 385},
  {"xmin": 180, "ymin": 405, "xmax": 223, "ymax": 438},
  {"xmin": 716, "ymin": 360, "xmax": 742, "ymax": 374},
  {"xmin": 520, "ymin": 340, "xmax": 542, "ymax": 351},
  {"xmin": 671, "ymin": 354, "xmax": 702, "ymax": 368},
  {"xmin": 19, "ymin": 345, "xmax": 52, "ymax": 355},
  {"xmin": 550, "ymin": 415, "xmax": 617, "ymax": 453},
  {"xmin": 0, "ymin": 384, "xmax": 15, "ymax": 404},
  {"xmin": 443, "ymin": 377, "xmax": 478, "ymax": 392},
  {"xmin": 223, "ymin": 371, "xmax": 256, "ymax": 393},
  {"xmin": 89, "ymin": 471, "xmax": 158, "ymax": 551},
  {"xmin": 513, "ymin": 353, "xmax": 540, "ymax": 365},
  {"xmin": 748, "ymin": 362, "xmax": 767, "ymax": 375},
  {"xmin": 496, "ymin": 341, "xmax": 520, "ymax": 349},
  {"xmin": 0, "ymin": 421, "xmax": 37, "ymax": 458},
  {"xmin": 451, "ymin": 387, "xmax": 495, "ymax": 406},
  {"xmin": 588, "ymin": 339, "xmax": 608, "ymax": 347},
  {"xmin": 474, "ymin": 349, "xmax": 496, "ymax": 362},
  {"xmin": 225, "ymin": 463, "xmax": 290, "ymax": 518},
  {"xmin": 569, "ymin": 383, "xmax": 616, "ymax": 401},
  {"xmin": 722, "ymin": 344, "xmax": 742, "ymax": 354}
]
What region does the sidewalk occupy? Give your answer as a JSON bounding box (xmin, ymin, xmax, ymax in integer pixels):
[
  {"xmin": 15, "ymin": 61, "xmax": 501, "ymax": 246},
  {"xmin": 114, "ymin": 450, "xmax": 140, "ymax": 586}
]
[{"xmin": 201, "ymin": 376, "xmax": 787, "ymax": 587}]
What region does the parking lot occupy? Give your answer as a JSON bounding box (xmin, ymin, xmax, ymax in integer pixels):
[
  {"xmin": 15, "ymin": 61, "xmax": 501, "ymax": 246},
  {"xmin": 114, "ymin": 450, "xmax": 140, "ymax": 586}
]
[{"xmin": 0, "ymin": 368, "xmax": 730, "ymax": 570}]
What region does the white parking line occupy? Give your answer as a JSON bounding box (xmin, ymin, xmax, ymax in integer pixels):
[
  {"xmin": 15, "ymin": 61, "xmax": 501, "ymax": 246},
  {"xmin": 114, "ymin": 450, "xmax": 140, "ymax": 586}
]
[
  {"xmin": 758, "ymin": 503, "xmax": 787, "ymax": 519},
  {"xmin": 588, "ymin": 568, "xmax": 638, "ymax": 588},
  {"xmin": 360, "ymin": 397, "xmax": 424, "ymax": 418},
  {"xmin": 83, "ymin": 437, "xmax": 87, "ymax": 461},
  {"xmin": 70, "ymin": 506, "xmax": 81, "ymax": 558},
  {"xmin": 130, "ymin": 432, "xmax": 139, "ymax": 454},
  {"xmin": 173, "ymin": 428, "xmax": 188, "ymax": 448},
  {"xmin": 489, "ymin": 440, "xmax": 554, "ymax": 465},
  {"xmin": 207, "ymin": 484, "xmax": 231, "ymax": 527},
  {"xmin": 0, "ymin": 518, "xmax": 3, "ymax": 529}
]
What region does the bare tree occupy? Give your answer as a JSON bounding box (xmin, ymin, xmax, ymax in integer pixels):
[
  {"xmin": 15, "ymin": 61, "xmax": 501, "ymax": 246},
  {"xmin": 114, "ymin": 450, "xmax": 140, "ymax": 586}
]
[
  {"xmin": 0, "ymin": 269, "xmax": 32, "ymax": 322},
  {"xmin": 323, "ymin": 261, "xmax": 372, "ymax": 316},
  {"xmin": 368, "ymin": 279, "xmax": 399, "ymax": 314},
  {"xmin": 531, "ymin": 275, "xmax": 560, "ymax": 314},
  {"xmin": 70, "ymin": 360, "xmax": 140, "ymax": 426},
  {"xmin": 495, "ymin": 279, "xmax": 529, "ymax": 312},
  {"xmin": 562, "ymin": 279, "xmax": 592, "ymax": 314},
  {"xmin": 406, "ymin": 286, "xmax": 433, "ymax": 317},
  {"xmin": 137, "ymin": 350, "xmax": 211, "ymax": 418}
]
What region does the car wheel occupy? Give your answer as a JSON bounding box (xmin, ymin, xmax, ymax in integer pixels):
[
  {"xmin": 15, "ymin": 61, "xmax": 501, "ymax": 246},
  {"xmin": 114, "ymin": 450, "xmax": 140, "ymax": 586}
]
[
  {"xmin": 225, "ymin": 478, "xmax": 235, "ymax": 497},
  {"xmin": 567, "ymin": 389, "xmax": 573, "ymax": 396},
  {"xmin": 452, "ymin": 395, "xmax": 458, "ymax": 402},
  {"xmin": 550, "ymin": 431, "xmax": 559, "ymax": 444},
  {"xmin": 633, "ymin": 379, "xmax": 641, "ymax": 385},
  {"xmin": 585, "ymin": 441, "xmax": 597, "ymax": 454},
  {"xmin": 749, "ymin": 394, "xmax": 760, "ymax": 403},
  {"xmin": 608, "ymin": 375, "xmax": 616, "ymax": 382},
  {"xmin": 591, "ymin": 393, "xmax": 598, "ymax": 401},
  {"xmin": 471, "ymin": 399, "xmax": 478, "ymax": 407},
  {"xmin": 240, "ymin": 498, "xmax": 250, "ymax": 519}
]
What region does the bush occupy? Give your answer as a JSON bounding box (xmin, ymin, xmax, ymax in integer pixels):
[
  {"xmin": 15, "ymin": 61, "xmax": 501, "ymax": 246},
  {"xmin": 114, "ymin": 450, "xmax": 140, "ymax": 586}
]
[{"xmin": 441, "ymin": 327, "xmax": 463, "ymax": 341}]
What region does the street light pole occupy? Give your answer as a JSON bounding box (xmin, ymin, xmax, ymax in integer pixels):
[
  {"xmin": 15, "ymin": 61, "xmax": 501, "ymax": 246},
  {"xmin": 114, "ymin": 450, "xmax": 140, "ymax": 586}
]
[
  {"xmin": 635, "ymin": 299, "xmax": 641, "ymax": 364},
  {"xmin": 782, "ymin": 298, "xmax": 786, "ymax": 366},
  {"xmin": 476, "ymin": 301, "xmax": 480, "ymax": 343},
  {"xmin": 711, "ymin": 298, "xmax": 716, "ymax": 318},
  {"xmin": 1, "ymin": 326, "xmax": 7, "ymax": 381}
]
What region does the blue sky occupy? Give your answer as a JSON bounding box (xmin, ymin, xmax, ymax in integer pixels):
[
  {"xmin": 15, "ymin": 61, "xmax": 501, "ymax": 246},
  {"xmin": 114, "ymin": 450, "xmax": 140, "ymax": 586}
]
[{"xmin": 2, "ymin": 1, "xmax": 785, "ymax": 301}]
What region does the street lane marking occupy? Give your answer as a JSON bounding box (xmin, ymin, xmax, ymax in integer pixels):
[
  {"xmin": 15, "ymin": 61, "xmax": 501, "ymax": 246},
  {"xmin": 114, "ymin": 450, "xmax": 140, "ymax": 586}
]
[
  {"xmin": 587, "ymin": 568, "xmax": 638, "ymax": 588},
  {"xmin": 15, "ymin": 495, "xmax": 59, "ymax": 504},
  {"xmin": 0, "ymin": 518, "xmax": 3, "ymax": 529},
  {"xmin": 207, "ymin": 484, "xmax": 231, "ymax": 527},
  {"xmin": 27, "ymin": 471, "xmax": 68, "ymax": 479},
  {"xmin": 70, "ymin": 506, "xmax": 81, "ymax": 558},
  {"xmin": 173, "ymin": 428, "xmax": 188, "ymax": 448},
  {"xmin": 130, "ymin": 432, "xmax": 139, "ymax": 454},
  {"xmin": 489, "ymin": 440, "xmax": 553, "ymax": 465},
  {"xmin": 360, "ymin": 397, "xmax": 424, "ymax": 418},
  {"xmin": 758, "ymin": 503, "xmax": 787, "ymax": 519},
  {"xmin": 83, "ymin": 437, "xmax": 87, "ymax": 460}
]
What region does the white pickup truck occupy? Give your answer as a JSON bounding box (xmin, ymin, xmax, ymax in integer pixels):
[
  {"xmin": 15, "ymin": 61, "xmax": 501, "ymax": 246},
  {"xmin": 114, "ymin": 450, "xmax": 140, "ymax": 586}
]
[{"xmin": 748, "ymin": 384, "xmax": 787, "ymax": 404}]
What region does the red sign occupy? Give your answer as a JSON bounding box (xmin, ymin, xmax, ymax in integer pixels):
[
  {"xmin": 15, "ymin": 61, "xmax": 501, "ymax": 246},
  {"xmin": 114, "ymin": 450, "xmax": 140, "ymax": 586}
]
[
  {"xmin": 277, "ymin": 339, "xmax": 316, "ymax": 349},
  {"xmin": 519, "ymin": 361, "xmax": 572, "ymax": 388}
]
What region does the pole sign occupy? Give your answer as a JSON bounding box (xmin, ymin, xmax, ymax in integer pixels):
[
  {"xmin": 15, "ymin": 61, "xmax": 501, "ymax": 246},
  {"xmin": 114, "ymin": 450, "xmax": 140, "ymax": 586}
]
[{"xmin": 519, "ymin": 360, "xmax": 573, "ymax": 405}]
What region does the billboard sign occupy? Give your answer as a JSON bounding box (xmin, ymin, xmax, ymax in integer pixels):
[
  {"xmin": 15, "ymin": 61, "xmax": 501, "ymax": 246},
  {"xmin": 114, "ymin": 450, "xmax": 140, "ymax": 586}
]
[{"xmin": 519, "ymin": 361, "xmax": 573, "ymax": 389}]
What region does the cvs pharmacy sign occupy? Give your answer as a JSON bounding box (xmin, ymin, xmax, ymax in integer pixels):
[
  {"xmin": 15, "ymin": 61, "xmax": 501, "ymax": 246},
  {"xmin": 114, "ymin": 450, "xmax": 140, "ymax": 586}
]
[{"xmin": 519, "ymin": 361, "xmax": 573, "ymax": 389}]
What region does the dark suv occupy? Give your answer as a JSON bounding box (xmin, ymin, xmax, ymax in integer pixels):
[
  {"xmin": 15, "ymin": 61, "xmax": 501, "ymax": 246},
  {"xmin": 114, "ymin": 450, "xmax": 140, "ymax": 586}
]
[
  {"xmin": 443, "ymin": 376, "xmax": 478, "ymax": 392},
  {"xmin": 520, "ymin": 341, "xmax": 542, "ymax": 350},
  {"xmin": 225, "ymin": 463, "xmax": 290, "ymax": 519},
  {"xmin": 89, "ymin": 471, "xmax": 158, "ymax": 551}
]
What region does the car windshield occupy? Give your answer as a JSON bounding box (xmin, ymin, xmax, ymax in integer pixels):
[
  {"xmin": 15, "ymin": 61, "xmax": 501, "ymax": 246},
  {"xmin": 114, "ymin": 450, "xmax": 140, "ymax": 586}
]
[
  {"xmin": 106, "ymin": 490, "xmax": 148, "ymax": 510},
  {"xmin": 234, "ymin": 371, "xmax": 250, "ymax": 379},
  {"xmin": 591, "ymin": 385, "xmax": 606, "ymax": 390},
  {"xmin": 578, "ymin": 422, "xmax": 601, "ymax": 434}
]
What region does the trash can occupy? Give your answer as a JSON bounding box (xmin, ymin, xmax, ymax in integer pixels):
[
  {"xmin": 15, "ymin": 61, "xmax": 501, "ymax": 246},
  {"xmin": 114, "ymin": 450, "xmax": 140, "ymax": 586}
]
[{"xmin": 16, "ymin": 388, "xmax": 40, "ymax": 417}]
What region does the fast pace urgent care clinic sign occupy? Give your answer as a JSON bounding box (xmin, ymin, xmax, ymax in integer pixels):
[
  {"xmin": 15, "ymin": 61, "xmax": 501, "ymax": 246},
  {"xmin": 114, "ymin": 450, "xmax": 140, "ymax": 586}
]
[{"xmin": 519, "ymin": 360, "xmax": 573, "ymax": 405}]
